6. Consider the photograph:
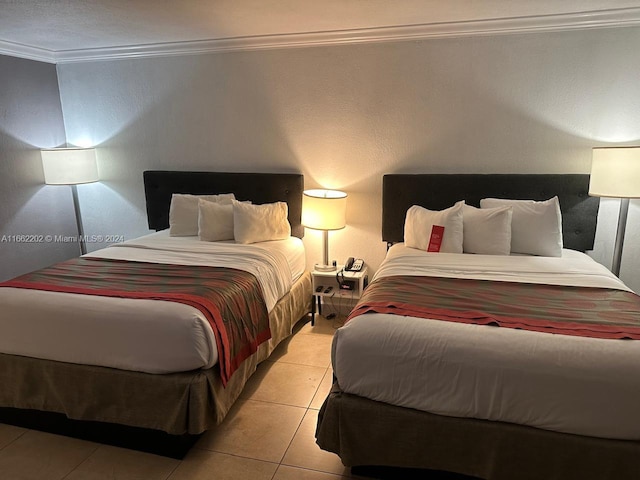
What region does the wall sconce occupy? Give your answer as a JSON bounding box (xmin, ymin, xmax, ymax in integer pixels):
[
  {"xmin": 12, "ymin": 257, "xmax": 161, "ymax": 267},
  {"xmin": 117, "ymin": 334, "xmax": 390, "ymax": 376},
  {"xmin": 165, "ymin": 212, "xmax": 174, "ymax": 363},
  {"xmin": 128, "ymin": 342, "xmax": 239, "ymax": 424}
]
[
  {"xmin": 302, "ymin": 189, "xmax": 347, "ymax": 272},
  {"xmin": 41, "ymin": 147, "xmax": 99, "ymax": 255},
  {"xmin": 589, "ymin": 146, "xmax": 640, "ymax": 276}
]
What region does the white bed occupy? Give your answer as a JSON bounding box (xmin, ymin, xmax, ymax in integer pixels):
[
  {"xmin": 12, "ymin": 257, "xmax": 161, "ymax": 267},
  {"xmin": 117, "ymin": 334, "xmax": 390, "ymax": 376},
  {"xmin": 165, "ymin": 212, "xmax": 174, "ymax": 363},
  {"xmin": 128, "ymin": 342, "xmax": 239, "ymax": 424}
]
[
  {"xmin": 0, "ymin": 171, "xmax": 312, "ymax": 457},
  {"xmin": 316, "ymin": 173, "xmax": 640, "ymax": 480},
  {"xmin": 0, "ymin": 230, "xmax": 305, "ymax": 374},
  {"xmin": 334, "ymin": 244, "xmax": 640, "ymax": 440}
]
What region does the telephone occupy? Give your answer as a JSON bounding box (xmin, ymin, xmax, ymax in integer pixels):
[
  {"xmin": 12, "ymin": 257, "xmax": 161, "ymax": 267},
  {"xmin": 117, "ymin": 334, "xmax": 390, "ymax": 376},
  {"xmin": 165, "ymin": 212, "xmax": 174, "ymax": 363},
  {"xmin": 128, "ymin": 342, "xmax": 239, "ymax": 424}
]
[{"xmin": 344, "ymin": 257, "xmax": 364, "ymax": 272}]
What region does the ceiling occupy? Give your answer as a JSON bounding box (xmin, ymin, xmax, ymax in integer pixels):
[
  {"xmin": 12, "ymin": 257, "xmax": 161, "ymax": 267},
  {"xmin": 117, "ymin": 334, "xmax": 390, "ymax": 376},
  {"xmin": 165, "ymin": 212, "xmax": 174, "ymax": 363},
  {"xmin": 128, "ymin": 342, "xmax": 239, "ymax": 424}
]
[{"xmin": 2, "ymin": 0, "xmax": 640, "ymax": 63}]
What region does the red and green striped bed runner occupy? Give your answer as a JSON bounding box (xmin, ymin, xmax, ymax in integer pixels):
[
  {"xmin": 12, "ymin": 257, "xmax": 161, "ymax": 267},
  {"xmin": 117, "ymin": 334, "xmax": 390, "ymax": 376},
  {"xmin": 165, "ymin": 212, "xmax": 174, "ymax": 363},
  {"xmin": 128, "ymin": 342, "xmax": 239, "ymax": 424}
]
[
  {"xmin": 0, "ymin": 257, "xmax": 271, "ymax": 385},
  {"xmin": 348, "ymin": 275, "xmax": 640, "ymax": 339}
]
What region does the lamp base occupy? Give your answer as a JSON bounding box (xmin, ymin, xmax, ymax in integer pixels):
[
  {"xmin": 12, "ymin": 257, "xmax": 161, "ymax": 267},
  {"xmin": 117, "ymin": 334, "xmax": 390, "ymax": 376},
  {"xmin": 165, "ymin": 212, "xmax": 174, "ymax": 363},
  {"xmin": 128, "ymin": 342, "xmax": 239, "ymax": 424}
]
[{"xmin": 314, "ymin": 263, "xmax": 336, "ymax": 272}]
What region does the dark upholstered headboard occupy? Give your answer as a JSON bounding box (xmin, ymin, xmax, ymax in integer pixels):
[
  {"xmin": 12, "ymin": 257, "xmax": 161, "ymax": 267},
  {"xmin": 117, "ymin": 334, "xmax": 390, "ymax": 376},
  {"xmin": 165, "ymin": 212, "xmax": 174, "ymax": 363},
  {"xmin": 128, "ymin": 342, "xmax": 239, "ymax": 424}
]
[
  {"xmin": 383, "ymin": 174, "xmax": 599, "ymax": 252},
  {"xmin": 144, "ymin": 171, "xmax": 304, "ymax": 238}
]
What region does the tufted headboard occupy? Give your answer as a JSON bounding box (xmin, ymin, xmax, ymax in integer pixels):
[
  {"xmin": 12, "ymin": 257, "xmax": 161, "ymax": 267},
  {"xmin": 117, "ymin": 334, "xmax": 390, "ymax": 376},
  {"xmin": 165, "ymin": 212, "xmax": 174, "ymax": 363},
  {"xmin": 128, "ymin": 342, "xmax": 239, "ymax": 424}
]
[
  {"xmin": 143, "ymin": 171, "xmax": 305, "ymax": 238},
  {"xmin": 382, "ymin": 174, "xmax": 599, "ymax": 252}
]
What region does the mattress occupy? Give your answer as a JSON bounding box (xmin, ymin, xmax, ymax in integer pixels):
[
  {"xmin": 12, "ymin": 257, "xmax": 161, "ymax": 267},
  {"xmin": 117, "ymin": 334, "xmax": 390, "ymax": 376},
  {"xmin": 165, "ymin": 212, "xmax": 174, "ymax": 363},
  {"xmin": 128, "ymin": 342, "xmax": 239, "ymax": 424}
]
[
  {"xmin": 0, "ymin": 231, "xmax": 305, "ymax": 374},
  {"xmin": 333, "ymin": 244, "xmax": 640, "ymax": 440}
]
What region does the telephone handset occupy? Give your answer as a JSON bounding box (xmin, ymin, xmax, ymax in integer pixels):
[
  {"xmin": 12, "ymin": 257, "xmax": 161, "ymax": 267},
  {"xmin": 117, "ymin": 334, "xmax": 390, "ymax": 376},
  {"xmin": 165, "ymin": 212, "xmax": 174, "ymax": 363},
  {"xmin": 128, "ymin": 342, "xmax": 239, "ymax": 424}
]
[{"xmin": 344, "ymin": 257, "xmax": 364, "ymax": 272}]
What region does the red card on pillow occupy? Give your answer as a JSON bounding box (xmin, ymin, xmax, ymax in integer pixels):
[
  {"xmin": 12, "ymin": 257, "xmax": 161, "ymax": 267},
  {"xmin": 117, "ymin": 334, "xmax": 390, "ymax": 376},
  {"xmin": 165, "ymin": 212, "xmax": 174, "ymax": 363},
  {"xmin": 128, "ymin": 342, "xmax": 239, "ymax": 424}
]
[{"xmin": 427, "ymin": 225, "xmax": 445, "ymax": 252}]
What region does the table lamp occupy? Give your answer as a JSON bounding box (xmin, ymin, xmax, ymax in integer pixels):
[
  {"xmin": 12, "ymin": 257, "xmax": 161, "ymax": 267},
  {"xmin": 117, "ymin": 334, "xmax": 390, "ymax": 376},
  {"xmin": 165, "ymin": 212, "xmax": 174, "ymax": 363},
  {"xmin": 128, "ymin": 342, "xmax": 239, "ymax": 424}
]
[{"xmin": 302, "ymin": 189, "xmax": 347, "ymax": 272}]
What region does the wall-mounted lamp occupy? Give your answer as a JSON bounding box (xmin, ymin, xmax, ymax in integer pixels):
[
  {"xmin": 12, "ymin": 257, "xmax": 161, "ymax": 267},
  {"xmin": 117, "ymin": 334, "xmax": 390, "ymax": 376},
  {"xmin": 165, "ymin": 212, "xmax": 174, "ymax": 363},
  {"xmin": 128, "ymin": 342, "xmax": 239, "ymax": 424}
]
[
  {"xmin": 41, "ymin": 147, "xmax": 99, "ymax": 255},
  {"xmin": 589, "ymin": 146, "xmax": 640, "ymax": 276},
  {"xmin": 302, "ymin": 189, "xmax": 347, "ymax": 272}
]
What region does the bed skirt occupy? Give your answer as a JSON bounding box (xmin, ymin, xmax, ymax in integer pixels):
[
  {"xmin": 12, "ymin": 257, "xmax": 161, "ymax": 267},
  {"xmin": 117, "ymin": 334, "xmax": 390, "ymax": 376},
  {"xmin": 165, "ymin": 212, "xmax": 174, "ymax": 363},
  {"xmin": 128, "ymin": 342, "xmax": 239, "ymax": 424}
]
[
  {"xmin": 316, "ymin": 384, "xmax": 640, "ymax": 480},
  {"xmin": 0, "ymin": 272, "xmax": 312, "ymax": 437}
]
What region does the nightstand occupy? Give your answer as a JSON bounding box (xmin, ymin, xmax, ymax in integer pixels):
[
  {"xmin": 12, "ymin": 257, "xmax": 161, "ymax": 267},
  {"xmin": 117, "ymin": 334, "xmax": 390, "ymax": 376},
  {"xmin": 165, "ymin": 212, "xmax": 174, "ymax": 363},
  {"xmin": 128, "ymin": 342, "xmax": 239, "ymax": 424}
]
[{"xmin": 311, "ymin": 266, "xmax": 368, "ymax": 324}]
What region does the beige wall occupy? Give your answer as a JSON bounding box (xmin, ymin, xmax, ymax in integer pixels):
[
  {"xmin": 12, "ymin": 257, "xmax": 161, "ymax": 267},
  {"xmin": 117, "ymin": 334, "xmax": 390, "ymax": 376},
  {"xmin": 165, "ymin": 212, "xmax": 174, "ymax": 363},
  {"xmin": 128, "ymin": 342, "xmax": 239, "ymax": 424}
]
[{"xmin": 57, "ymin": 26, "xmax": 640, "ymax": 291}]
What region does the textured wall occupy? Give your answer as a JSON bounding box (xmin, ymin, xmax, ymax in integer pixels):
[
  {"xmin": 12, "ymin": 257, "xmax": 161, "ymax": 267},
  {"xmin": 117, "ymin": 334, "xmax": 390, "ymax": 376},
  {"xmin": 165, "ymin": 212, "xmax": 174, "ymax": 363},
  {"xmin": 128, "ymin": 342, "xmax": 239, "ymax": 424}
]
[
  {"xmin": 0, "ymin": 55, "xmax": 77, "ymax": 281},
  {"xmin": 57, "ymin": 27, "xmax": 640, "ymax": 291}
]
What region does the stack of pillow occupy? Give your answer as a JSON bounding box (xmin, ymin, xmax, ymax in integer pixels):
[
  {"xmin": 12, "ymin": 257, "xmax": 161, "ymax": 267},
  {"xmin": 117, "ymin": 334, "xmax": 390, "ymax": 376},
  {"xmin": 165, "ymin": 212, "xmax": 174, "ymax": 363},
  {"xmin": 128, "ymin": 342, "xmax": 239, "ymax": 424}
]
[
  {"xmin": 168, "ymin": 193, "xmax": 291, "ymax": 244},
  {"xmin": 404, "ymin": 197, "xmax": 563, "ymax": 256}
]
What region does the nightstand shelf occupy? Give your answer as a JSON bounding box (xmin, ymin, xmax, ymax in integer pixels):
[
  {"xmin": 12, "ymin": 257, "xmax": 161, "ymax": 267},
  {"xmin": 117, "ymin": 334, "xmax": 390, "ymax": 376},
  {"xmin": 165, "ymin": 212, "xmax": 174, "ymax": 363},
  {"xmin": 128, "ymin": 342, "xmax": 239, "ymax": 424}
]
[{"xmin": 311, "ymin": 266, "xmax": 368, "ymax": 324}]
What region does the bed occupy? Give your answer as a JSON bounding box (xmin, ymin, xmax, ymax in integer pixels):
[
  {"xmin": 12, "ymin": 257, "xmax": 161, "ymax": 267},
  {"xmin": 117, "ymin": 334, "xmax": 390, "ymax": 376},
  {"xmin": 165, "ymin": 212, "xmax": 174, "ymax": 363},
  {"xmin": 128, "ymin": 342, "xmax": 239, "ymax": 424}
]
[
  {"xmin": 0, "ymin": 171, "xmax": 312, "ymax": 457},
  {"xmin": 316, "ymin": 174, "xmax": 640, "ymax": 480}
]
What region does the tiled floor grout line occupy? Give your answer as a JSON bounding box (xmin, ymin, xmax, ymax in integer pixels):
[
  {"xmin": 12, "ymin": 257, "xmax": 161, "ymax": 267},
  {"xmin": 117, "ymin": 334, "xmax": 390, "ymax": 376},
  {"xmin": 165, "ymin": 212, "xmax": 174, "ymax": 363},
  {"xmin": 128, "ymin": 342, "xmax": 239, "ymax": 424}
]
[
  {"xmin": 164, "ymin": 458, "xmax": 182, "ymax": 480},
  {"xmin": 191, "ymin": 448, "xmax": 282, "ymax": 465},
  {"xmin": 264, "ymin": 359, "xmax": 332, "ymax": 369},
  {"xmin": 0, "ymin": 427, "xmax": 28, "ymax": 453},
  {"xmin": 277, "ymin": 405, "xmax": 314, "ymax": 476},
  {"xmin": 271, "ymin": 324, "xmax": 335, "ymax": 478},
  {"xmin": 190, "ymin": 396, "xmax": 315, "ymax": 467},
  {"xmin": 264, "ymin": 351, "xmax": 333, "ymax": 479},
  {"xmin": 55, "ymin": 442, "xmax": 101, "ymax": 480},
  {"xmin": 271, "ymin": 403, "xmax": 310, "ymax": 480},
  {"xmin": 234, "ymin": 396, "xmax": 314, "ymax": 411},
  {"xmin": 190, "ymin": 352, "xmax": 334, "ymax": 476}
]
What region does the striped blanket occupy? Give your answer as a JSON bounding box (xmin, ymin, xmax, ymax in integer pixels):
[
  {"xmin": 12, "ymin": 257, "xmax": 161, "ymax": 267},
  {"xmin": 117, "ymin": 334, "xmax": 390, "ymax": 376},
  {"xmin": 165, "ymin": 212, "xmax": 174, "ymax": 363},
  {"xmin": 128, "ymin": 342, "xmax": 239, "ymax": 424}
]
[{"xmin": 1, "ymin": 257, "xmax": 270, "ymax": 385}]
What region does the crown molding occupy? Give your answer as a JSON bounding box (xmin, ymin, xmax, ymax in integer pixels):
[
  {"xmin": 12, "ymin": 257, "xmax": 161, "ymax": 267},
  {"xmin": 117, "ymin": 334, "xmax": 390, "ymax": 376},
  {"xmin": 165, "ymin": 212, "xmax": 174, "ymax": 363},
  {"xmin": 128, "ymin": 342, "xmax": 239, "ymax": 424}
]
[
  {"xmin": 3, "ymin": 7, "xmax": 640, "ymax": 64},
  {"xmin": 0, "ymin": 39, "xmax": 56, "ymax": 64}
]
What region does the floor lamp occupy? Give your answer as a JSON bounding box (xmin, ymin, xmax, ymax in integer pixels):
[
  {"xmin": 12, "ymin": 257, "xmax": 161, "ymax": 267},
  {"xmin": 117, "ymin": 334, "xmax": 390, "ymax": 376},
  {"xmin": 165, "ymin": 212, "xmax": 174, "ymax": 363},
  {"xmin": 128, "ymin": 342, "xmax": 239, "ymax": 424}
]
[
  {"xmin": 302, "ymin": 189, "xmax": 347, "ymax": 272},
  {"xmin": 589, "ymin": 146, "xmax": 640, "ymax": 277},
  {"xmin": 41, "ymin": 147, "xmax": 99, "ymax": 255}
]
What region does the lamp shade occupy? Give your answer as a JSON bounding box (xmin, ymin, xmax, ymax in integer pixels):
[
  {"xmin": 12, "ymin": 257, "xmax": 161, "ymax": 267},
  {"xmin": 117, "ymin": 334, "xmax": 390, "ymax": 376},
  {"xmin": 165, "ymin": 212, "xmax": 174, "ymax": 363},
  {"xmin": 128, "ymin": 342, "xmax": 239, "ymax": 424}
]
[
  {"xmin": 302, "ymin": 189, "xmax": 347, "ymax": 231},
  {"xmin": 589, "ymin": 147, "xmax": 640, "ymax": 198},
  {"xmin": 41, "ymin": 147, "xmax": 99, "ymax": 185}
]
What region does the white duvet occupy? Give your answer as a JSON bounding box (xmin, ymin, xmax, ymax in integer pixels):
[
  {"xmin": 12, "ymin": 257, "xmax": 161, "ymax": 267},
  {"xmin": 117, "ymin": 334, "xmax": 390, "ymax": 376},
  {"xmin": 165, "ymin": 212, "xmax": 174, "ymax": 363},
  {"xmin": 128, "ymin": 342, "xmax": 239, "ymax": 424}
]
[
  {"xmin": 333, "ymin": 244, "xmax": 640, "ymax": 440},
  {"xmin": 0, "ymin": 231, "xmax": 305, "ymax": 374}
]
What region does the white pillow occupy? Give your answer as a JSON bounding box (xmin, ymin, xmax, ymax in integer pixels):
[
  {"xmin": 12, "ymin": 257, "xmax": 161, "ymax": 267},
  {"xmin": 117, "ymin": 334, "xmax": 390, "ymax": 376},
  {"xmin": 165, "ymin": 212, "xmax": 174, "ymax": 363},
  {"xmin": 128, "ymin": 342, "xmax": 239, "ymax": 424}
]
[
  {"xmin": 404, "ymin": 201, "xmax": 464, "ymax": 253},
  {"xmin": 462, "ymin": 204, "xmax": 512, "ymax": 255},
  {"xmin": 198, "ymin": 199, "xmax": 234, "ymax": 241},
  {"xmin": 480, "ymin": 196, "xmax": 563, "ymax": 257},
  {"xmin": 233, "ymin": 200, "xmax": 291, "ymax": 244},
  {"xmin": 169, "ymin": 193, "xmax": 235, "ymax": 236}
]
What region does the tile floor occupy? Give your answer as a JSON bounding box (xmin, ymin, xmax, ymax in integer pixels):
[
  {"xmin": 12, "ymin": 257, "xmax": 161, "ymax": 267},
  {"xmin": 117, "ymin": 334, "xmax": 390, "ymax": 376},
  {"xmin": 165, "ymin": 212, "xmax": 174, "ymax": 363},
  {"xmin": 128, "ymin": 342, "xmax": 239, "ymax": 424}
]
[{"xmin": 0, "ymin": 315, "xmax": 363, "ymax": 480}]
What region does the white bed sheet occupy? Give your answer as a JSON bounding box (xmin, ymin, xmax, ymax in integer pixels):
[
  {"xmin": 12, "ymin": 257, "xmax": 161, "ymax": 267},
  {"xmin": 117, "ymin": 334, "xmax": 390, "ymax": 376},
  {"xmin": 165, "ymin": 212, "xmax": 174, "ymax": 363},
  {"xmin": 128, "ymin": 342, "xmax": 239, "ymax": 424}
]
[
  {"xmin": 333, "ymin": 244, "xmax": 640, "ymax": 440},
  {"xmin": 0, "ymin": 231, "xmax": 305, "ymax": 374}
]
